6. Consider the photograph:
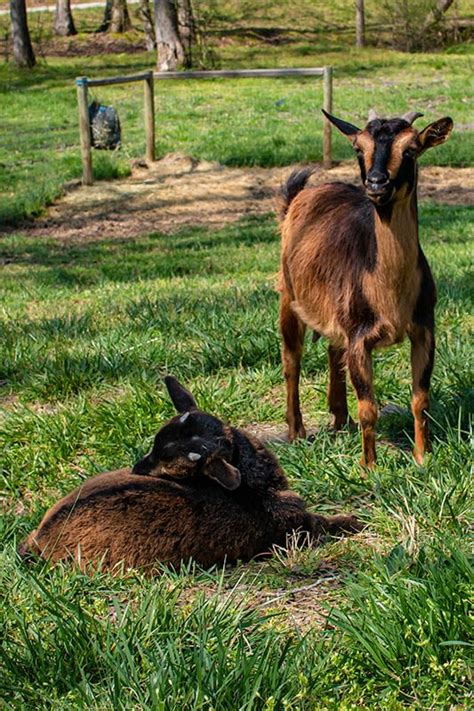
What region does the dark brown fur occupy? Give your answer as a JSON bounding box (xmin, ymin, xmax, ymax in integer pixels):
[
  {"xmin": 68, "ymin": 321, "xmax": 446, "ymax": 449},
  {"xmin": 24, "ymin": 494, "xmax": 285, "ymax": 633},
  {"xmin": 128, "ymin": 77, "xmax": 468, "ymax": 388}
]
[
  {"xmin": 19, "ymin": 377, "xmax": 361, "ymax": 572},
  {"xmin": 278, "ymin": 112, "xmax": 453, "ymax": 468}
]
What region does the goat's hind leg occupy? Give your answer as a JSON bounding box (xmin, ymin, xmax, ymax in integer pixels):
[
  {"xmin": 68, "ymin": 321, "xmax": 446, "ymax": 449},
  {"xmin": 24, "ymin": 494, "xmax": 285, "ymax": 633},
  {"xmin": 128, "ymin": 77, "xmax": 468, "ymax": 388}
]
[
  {"xmin": 328, "ymin": 345, "xmax": 353, "ymax": 429},
  {"xmin": 280, "ymin": 294, "xmax": 306, "ymax": 441},
  {"xmin": 310, "ymin": 512, "xmax": 363, "ymax": 537},
  {"xmin": 347, "ymin": 340, "xmax": 377, "ymax": 468},
  {"xmin": 408, "ymin": 323, "xmax": 434, "ymax": 465}
]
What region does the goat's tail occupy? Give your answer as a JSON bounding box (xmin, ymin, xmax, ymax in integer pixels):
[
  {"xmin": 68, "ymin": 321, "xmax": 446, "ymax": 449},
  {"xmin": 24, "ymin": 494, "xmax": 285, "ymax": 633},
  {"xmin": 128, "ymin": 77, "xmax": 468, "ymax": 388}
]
[{"xmin": 276, "ymin": 168, "xmax": 314, "ymax": 221}]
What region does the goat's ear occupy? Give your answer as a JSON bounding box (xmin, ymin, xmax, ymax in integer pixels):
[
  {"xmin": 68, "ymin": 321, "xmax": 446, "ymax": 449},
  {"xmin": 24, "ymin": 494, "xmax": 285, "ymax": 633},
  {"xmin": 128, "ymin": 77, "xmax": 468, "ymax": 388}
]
[
  {"xmin": 132, "ymin": 453, "xmax": 154, "ymax": 475},
  {"xmin": 164, "ymin": 376, "xmax": 198, "ymax": 413},
  {"xmin": 321, "ymin": 109, "xmax": 360, "ymax": 139},
  {"xmin": 204, "ymin": 458, "xmax": 241, "ymax": 491},
  {"xmin": 417, "ymin": 117, "xmax": 453, "ymax": 153}
]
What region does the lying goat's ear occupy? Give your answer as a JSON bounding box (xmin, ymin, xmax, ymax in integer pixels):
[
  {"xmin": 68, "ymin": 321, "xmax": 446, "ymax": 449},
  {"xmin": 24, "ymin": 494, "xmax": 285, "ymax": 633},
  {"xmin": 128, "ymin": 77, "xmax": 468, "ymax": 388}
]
[
  {"xmin": 204, "ymin": 458, "xmax": 241, "ymax": 491},
  {"xmin": 132, "ymin": 453, "xmax": 154, "ymax": 475},
  {"xmin": 164, "ymin": 376, "xmax": 198, "ymax": 413}
]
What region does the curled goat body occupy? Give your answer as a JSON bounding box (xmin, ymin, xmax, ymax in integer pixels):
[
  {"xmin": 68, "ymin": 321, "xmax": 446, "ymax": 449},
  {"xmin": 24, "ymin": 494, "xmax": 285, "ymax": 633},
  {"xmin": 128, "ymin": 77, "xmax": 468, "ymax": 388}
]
[
  {"xmin": 19, "ymin": 377, "xmax": 361, "ymax": 572},
  {"xmin": 278, "ymin": 109, "xmax": 453, "ymax": 468}
]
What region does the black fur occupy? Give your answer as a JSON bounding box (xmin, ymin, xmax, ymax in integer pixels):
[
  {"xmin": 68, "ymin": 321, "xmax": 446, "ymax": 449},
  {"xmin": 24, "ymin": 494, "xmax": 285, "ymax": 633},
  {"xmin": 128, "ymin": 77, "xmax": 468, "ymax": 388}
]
[
  {"xmin": 412, "ymin": 248, "xmax": 437, "ymax": 329},
  {"xmin": 322, "ymin": 109, "xmax": 360, "ymax": 136},
  {"xmin": 278, "ymin": 168, "xmax": 314, "ymax": 219},
  {"xmin": 20, "ymin": 378, "xmax": 362, "ymax": 570}
]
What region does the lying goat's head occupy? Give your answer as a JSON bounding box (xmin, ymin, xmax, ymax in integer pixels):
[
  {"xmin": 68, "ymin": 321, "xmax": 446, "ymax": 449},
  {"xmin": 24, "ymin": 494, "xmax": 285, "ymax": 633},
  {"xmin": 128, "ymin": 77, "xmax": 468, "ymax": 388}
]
[
  {"xmin": 132, "ymin": 376, "xmax": 240, "ymax": 491},
  {"xmin": 322, "ymin": 108, "xmax": 453, "ymax": 205}
]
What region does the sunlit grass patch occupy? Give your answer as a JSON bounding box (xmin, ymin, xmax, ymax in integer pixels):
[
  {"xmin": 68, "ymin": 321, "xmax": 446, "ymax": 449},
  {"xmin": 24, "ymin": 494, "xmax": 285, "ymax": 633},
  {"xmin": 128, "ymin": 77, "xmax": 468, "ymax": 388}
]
[{"xmin": 1, "ymin": 201, "xmax": 472, "ymax": 707}]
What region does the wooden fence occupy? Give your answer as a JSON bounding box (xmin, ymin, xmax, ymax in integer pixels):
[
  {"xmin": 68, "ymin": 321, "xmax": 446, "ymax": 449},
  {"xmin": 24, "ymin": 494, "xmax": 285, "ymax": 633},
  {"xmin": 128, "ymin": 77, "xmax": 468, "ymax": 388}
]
[{"xmin": 75, "ymin": 66, "xmax": 333, "ymax": 186}]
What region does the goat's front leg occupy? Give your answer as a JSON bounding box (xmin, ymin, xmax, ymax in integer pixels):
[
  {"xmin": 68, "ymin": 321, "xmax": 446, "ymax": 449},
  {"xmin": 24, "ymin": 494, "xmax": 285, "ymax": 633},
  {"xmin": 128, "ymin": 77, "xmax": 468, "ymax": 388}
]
[
  {"xmin": 347, "ymin": 340, "xmax": 377, "ymax": 468},
  {"xmin": 408, "ymin": 323, "xmax": 435, "ymax": 464},
  {"xmin": 328, "ymin": 345, "xmax": 352, "ymax": 429},
  {"xmin": 280, "ymin": 293, "xmax": 306, "ymax": 441}
]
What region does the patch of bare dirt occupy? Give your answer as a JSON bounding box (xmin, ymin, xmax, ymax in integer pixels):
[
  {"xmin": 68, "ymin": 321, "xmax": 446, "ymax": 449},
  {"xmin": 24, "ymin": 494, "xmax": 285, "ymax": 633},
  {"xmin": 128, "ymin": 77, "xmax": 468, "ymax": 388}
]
[
  {"xmin": 13, "ymin": 155, "xmax": 474, "ymax": 243},
  {"xmin": 173, "ymin": 528, "xmax": 383, "ymax": 632},
  {"xmin": 0, "ymin": 33, "xmax": 147, "ymax": 59},
  {"xmin": 42, "ymin": 34, "xmax": 146, "ymax": 58},
  {"xmin": 176, "ymin": 573, "xmax": 340, "ymax": 632}
]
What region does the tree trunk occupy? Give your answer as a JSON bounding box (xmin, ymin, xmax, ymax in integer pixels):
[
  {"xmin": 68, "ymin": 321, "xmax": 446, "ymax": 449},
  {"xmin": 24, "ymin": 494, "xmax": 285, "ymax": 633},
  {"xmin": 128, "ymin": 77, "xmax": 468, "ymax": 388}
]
[
  {"xmin": 155, "ymin": 0, "xmax": 194, "ymax": 71},
  {"xmin": 96, "ymin": 0, "xmax": 112, "ymax": 32},
  {"xmin": 54, "ymin": 0, "xmax": 77, "ymax": 36},
  {"xmin": 176, "ymin": 0, "xmax": 195, "ymax": 63},
  {"xmin": 355, "ymin": 0, "xmax": 365, "ymax": 48},
  {"xmin": 110, "ymin": 0, "xmax": 132, "ymax": 33},
  {"xmin": 10, "ymin": 0, "xmax": 35, "ymax": 67},
  {"xmin": 138, "ymin": 0, "xmax": 156, "ymax": 50}
]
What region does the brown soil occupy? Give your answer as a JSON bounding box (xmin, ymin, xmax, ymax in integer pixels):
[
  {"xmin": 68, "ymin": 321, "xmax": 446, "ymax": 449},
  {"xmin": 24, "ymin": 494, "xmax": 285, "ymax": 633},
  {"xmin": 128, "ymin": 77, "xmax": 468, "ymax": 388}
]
[
  {"xmin": 15, "ymin": 155, "xmax": 474, "ymax": 243},
  {"xmin": 40, "ymin": 34, "xmax": 147, "ymax": 57},
  {"xmin": 2, "ymin": 0, "xmax": 102, "ymax": 5},
  {"xmin": 173, "ymin": 527, "xmax": 384, "ymax": 632},
  {"xmin": 0, "ymin": 32, "xmax": 147, "ymax": 59}
]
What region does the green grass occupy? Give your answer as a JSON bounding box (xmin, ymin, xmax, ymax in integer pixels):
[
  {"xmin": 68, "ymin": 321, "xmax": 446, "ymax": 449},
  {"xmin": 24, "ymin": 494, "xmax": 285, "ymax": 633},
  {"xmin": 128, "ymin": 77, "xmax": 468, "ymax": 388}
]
[
  {"xmin": 0, "ymin": 0, "xmax": 473, "ymax": 224},
  {"xmin": 1, "ymin": 202, "xmax": 473, "ymax": 708}
]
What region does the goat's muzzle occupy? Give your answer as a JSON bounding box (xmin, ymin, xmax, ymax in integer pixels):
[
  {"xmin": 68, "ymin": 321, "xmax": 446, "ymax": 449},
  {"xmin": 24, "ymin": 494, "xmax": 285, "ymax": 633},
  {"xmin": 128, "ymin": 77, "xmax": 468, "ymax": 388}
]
[{"xmin": 365, "ymin": 178, "xmax": 393, "ymax": 204}]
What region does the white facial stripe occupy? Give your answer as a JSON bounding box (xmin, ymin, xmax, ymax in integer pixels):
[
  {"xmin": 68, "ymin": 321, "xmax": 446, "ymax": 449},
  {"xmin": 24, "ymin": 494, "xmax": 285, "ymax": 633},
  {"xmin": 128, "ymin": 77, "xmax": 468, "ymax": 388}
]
[
  {"xmin": 179, "ymin": 412, "xmax": 190, "ymax": 423},
  {"xmin": 188, "ymin": 452, "xmax": 201, "ymax": 461}
]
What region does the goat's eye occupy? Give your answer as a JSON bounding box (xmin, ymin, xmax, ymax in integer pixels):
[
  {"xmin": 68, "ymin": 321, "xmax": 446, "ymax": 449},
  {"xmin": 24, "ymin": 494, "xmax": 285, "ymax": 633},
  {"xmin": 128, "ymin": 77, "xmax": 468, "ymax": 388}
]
[{"xmin": 403, "ymin": 149, "xmax": 416, "ymax": 159}]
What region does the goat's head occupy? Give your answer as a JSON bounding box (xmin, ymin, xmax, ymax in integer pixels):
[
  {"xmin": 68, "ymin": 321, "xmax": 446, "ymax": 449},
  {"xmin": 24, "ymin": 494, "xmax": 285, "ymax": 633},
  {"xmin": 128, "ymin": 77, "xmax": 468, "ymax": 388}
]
[
  {"xmin": 132, "ymin": 376, "xmax": 241, "ymax": 491},
  {"xmin": 322, "ymin": 109, "xmax": 453, "ymax": 205}
]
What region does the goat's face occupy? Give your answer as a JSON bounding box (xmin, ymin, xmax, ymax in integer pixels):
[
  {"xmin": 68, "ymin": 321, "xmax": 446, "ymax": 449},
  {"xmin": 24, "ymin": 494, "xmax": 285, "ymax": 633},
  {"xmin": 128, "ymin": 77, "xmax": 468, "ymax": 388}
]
[
  {"xmin": 322, "ymin": 110, "xmax": 453, "ymax": 206},
  {"xmin": 132, "ymin": 376, "xmax": 241, "ymax": 491}
]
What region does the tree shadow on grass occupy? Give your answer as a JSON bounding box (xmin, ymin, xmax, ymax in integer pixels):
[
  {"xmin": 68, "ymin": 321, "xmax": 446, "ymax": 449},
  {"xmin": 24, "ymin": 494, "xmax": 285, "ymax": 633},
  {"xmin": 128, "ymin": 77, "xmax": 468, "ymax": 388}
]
[
  {"xmin": 3, "ymin": 204, "xmax": 472, "ymax": 290},
  {"xmin": 1, "ymin": 215, "xmax": 278, "ymax": 288},
  {"xmin": 375, "ymin": 384, "xmax": 473, "ymax": 456},
  {"xmin": 1, "ymin": 282, "xmax": 282, "ymax": 400}
]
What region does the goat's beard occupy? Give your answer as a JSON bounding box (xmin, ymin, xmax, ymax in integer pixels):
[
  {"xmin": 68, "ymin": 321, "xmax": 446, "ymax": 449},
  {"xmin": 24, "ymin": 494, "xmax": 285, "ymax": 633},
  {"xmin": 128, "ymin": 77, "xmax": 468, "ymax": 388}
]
[{"xmin": 367, "ymin": 187, "xmax": 395, "ymax": 205}]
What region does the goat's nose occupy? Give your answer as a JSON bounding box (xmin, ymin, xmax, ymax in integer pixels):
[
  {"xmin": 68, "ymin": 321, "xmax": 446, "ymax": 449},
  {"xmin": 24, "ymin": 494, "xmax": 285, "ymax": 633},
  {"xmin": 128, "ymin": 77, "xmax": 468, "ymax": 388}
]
[
  {"xmin": 366, "ymin": 170, "xmax": 389, "ymax": 187},
  {"xmin": 366, "ymin": 171, "xmax": 390, "ymax": 194}
]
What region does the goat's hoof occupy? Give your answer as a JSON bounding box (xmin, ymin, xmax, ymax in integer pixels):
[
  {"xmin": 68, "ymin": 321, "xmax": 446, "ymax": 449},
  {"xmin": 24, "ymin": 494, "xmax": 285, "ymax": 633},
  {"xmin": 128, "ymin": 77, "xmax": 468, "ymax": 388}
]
[
  {"xmin": 344, "ymin": 514, "xmax": 364, "ymax": 533},
  {"xmin": 359, "ymin": 457, "xmax": 375, "ymax": 477},
  {"xmin": 332, "ymin": 416, "xmax": 356, "ymax": 431},
  {"xmin": 412, "ymin": 449, "xmax": 424, "ymax": 465},
  {"xmin": 288, "ymin": 426, "xmax": 307, "ymax": 442},
  {"xmin": 334, "ymin": 514, "xmax": 364, "ymax": 534}
]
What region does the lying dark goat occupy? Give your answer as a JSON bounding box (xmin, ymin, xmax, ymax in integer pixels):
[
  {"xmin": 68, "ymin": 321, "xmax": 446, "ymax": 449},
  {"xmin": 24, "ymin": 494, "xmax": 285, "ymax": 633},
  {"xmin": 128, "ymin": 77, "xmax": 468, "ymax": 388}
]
[
  {"xmin": 278, "ymin": 109, "xmax": 453, "ymax": 467},
  {"xmin": 19, "ymin": 377, "xmax": 361, "ymax": 572}
]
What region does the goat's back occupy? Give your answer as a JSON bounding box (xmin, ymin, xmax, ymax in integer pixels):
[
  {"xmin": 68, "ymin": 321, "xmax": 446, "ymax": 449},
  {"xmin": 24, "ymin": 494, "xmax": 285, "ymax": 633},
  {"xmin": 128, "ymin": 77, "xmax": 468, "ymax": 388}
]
[
  {"xmin": 281, "ymin": 182, "xmax": 375, "ymax": 285},
  {"xmin": 20, "ymin": 469, "xmax": 312, "ymax": 571}
]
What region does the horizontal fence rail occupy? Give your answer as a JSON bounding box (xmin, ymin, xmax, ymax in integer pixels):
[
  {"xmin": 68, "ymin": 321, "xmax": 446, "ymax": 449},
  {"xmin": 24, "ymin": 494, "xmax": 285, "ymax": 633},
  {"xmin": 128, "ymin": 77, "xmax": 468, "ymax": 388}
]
[
  {"xmin": 152, "ymin": 67, "xmax": 327, "ymax": 79},
  {"xmin": 75, "ymin": 66, "xmax": 333, "ymax": 186},
  {"xmin": 85, "ymin": 71, "xmax": 154, "ymax": 87}
]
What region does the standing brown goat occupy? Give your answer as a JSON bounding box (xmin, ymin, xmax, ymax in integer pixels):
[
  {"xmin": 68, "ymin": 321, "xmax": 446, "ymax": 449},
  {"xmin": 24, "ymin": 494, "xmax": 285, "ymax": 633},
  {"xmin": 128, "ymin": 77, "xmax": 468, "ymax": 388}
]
[{"xmin": 278, "ymin": 109, "xmax": 453, "ymax": 467}]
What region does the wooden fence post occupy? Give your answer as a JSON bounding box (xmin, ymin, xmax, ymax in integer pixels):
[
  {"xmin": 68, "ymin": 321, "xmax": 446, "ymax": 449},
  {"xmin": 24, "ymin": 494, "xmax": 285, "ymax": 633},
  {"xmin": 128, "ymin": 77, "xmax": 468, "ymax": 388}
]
[
  {"xmin": 145, "ymin": 72, "xmax": 155, "ymax": 163},
  {"xmin": 323, "ymin": 66, "xmax": 333, "ymax": 169},
  {"xmin": 144, "ymin": 70, "xmax": 155, "ymax": 163},
  {"xmin": 356, "ymin": 0, "xmax": 365, "ymax": 48},
  {"xmin": 76, "ymin": 76, "xmax": 93, "ymax": 186}
]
